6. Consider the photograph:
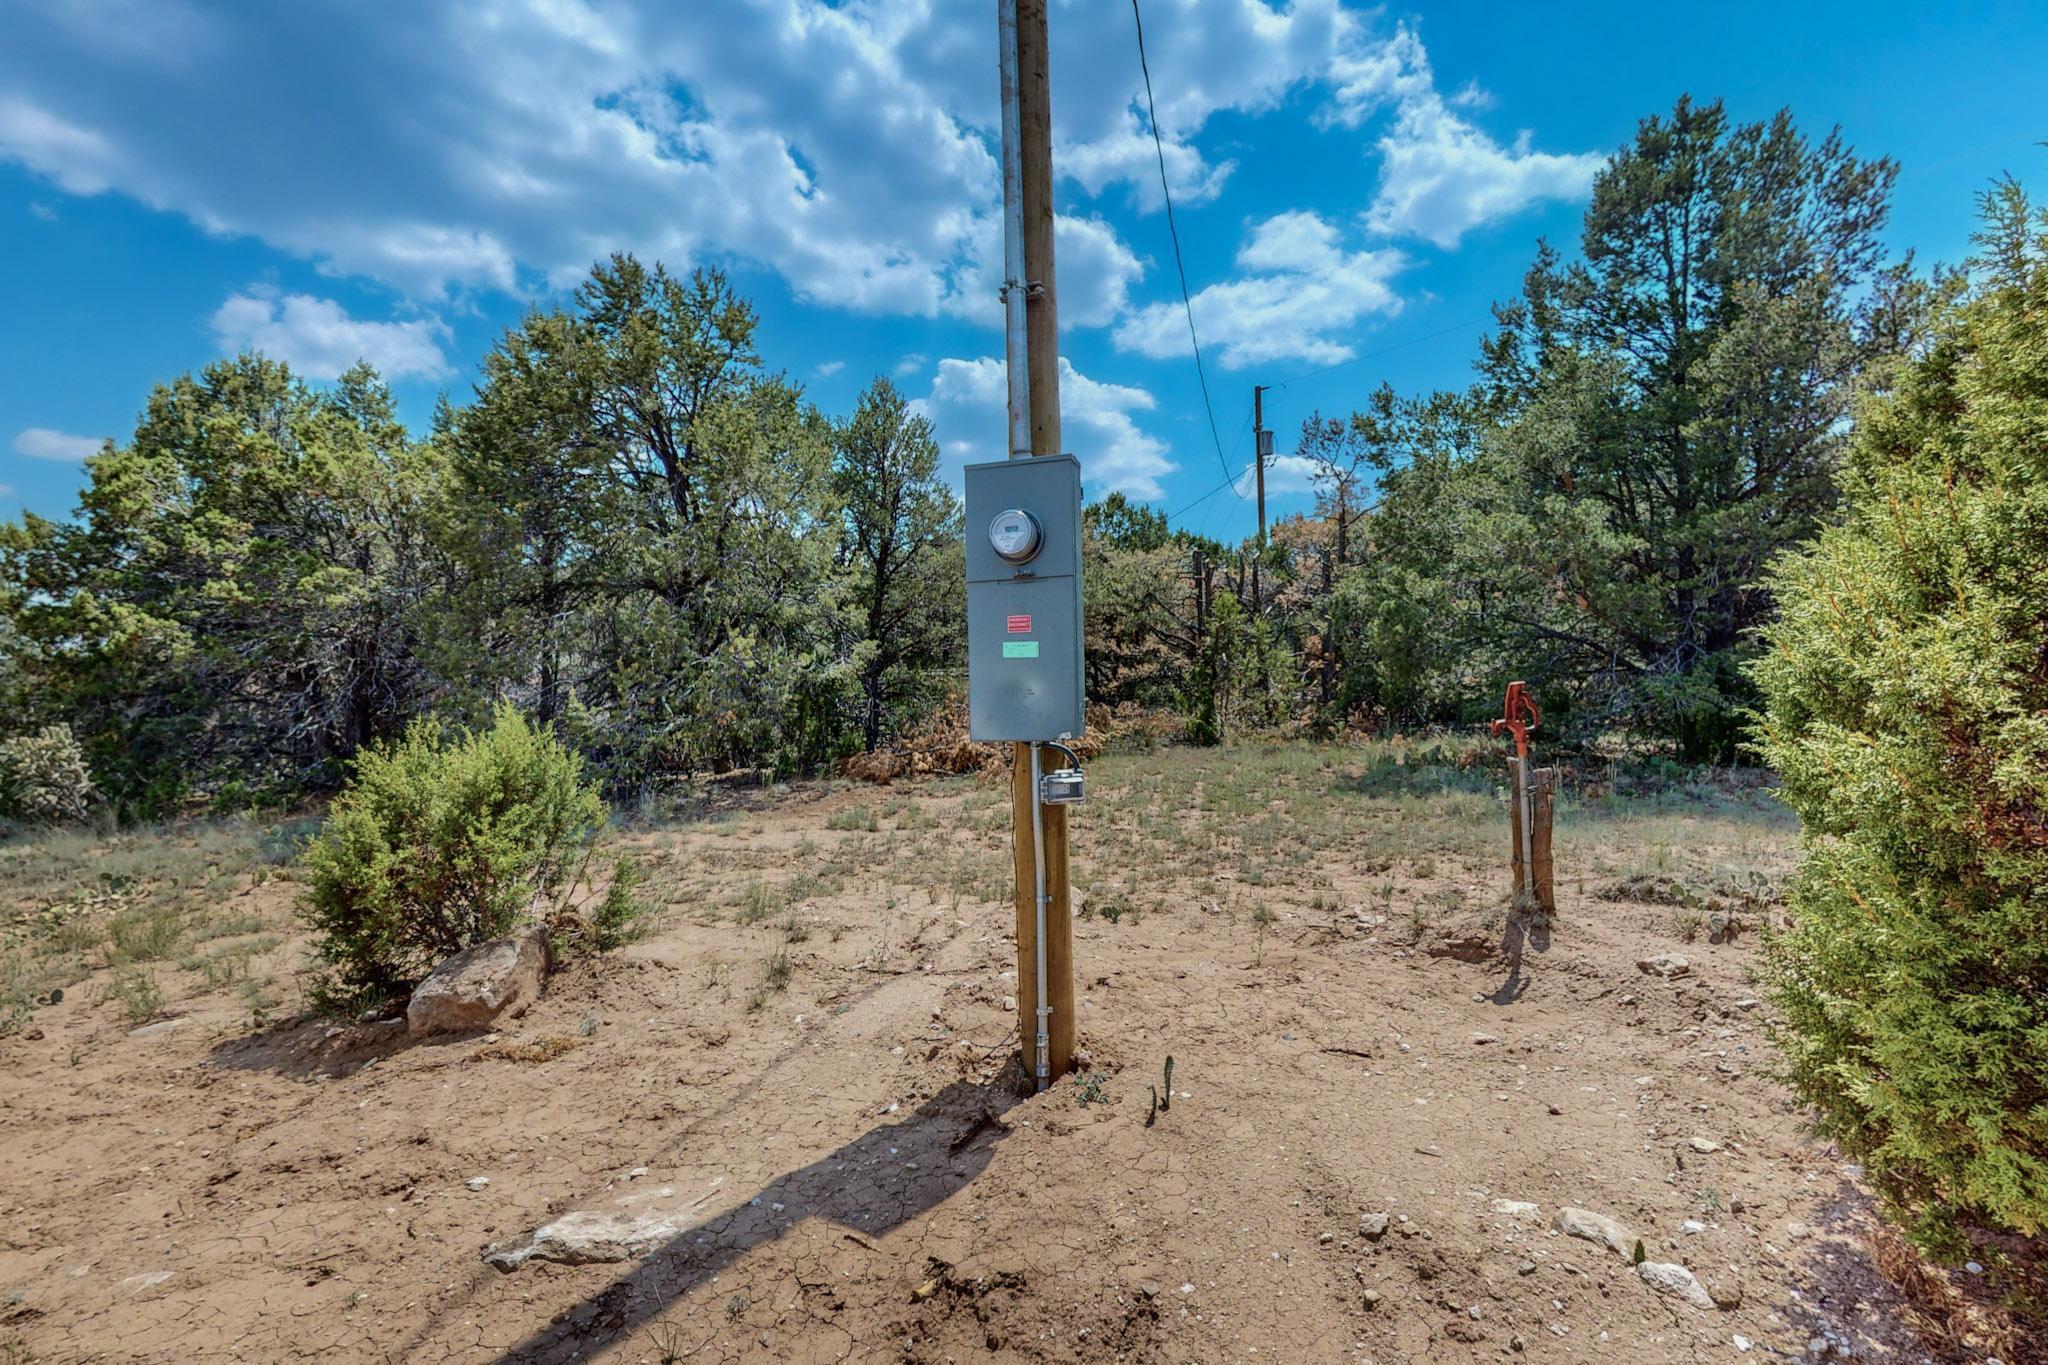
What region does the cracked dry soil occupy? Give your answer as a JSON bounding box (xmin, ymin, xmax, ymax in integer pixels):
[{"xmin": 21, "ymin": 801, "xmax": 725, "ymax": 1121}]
[{"xmin": 0, "ymin": 748, "xmax": 1975, "ymax": 1362}]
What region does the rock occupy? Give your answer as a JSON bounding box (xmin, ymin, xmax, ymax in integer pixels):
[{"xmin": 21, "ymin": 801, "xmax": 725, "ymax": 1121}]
[
  {"xmin": 1785, "ymin": 1221, "xmax": 1812, "ymax": 1240},
  {"xmin": 1471, "ymin": 1032, "xmax": 1500, "ymax": 1045},
  {"xmin": 486, "ymin": 1208, "xmax": 693, "ymax": 1270},
  {"xmin": 1490, "ymin": 1199, "xmax": 1541, "ymax": 1218},
  {"xmin": 1733, "ymin": 1334, "xmax": 1753, "ymax": 1352},
  {"xmin": 1427, "ymin": 935, "xmax": 1494, "ymax": 963},
  {"xmin": 1516, "ymin": 1259, "xmax": 1537, "ymax": 1276},
  {"xmin": 1637, "ymin": 953, "xmax": 1691, "ymax": 979},
  {"xmin": 1710, "ymin": 1276, "xmax": 1743, "ymax": 1309},
  {"xmin": 1688, "ymin": 1136, "xmax": 1720, "ymax": 1153},
  {"xmin": 408, "ymin": 929, "xmax": 550, "ymax": 1038},
  {"xmin": 127, "ymin": 1018, "xmax": 185, "ymax": 1039},
  {"xmin": 1552, "ymin": 1207, "xmax": 1635, "ymax": 1258},
  {"xmin": 1002, "ymin": 995, "xmax": 1016, "ymax": 1012},
  {"xmin": 1359, "ymin": 1212, "xmax": 1390, "ymax": 1242},
  {"xmin": 1637, "ymin": 1260, "xmax": 1716, "ymax": 1309},
  {"xmin": 1361, "ymin": 1289, "xmax": 1382, "ymax": 1310},
  {"xmin": 466, "ymin": 1176, "xmax": 491, "ymax": 1190},
  {"xmin": 1734, "ymin": 998, "xmax": 1761, "ymax": 1011}
]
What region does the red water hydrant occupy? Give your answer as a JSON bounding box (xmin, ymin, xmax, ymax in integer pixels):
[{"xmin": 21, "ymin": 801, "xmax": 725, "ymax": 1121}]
[{"xmin": 1490, "ymin": 680, "xmax": 1540, "ymax": 759}]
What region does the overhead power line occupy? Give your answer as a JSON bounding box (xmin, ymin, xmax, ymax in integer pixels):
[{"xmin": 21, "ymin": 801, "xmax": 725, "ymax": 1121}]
[{"xmin": 1129, "ymin": 0, "xmax": 1233, "ymax": 490}]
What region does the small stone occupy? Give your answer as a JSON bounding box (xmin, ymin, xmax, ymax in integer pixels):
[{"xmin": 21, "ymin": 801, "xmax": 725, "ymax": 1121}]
[
  {"xmin": 1965, "ymin": 1260, "xmax": 1984, "ymax": 1275},
  {"xmin": 1002, "ymin": 995, "xmax": 1016, "ymax": 1012},
  {"xmin": 1471, "ymin": 1032, "xmax": 1500, "ymax": 1045},
  {"xmin": 1359, "ymin": 1212, "xmax": 1390, "ymax": 1242},
  {"xmin": 1467, "ymin": 1304, "xmax": 1484, "ymax": 1320},
  {"xmin": 1490, "ymin": 1199, "xmax": 1541, "ymax": 1218},
  {"xmin": 1517, "ymin": 1260, "xmax": 1537, "ymax": 1276},
  {"xmin": 1637, "ymin": 1260, "xmax": 1716, "ymax": 1309},
  {"xmin": 1785, "ymin": 1221, "xmax": 1811, "ymax": 1240},
  {"xmin": 1553, "ymin": 1206, "xmax": 1635, "ymax": 1258},
  {"xmin": 127, "ymin": 1018, "xmax": 185, "ymax": 1040},
  {"xmin": 1319, "ymin": 1231, "xmax": 1335, "ymax": 1245},
  {"xmin": 1682, "ymin": 1220, "xmax": 1707, "ymax": 1234},
  {"xmin": 1361, "ymin": 1289, "xmax": 1382, "ymax": 1310},
  {"xmin": 625, "ymin": 1167, "xmax": 648, "ymax": 1181},
  {"xmin": 1710, "ymin": 1277, "xmax": 1743, "ymax": 1309},
  {"xmin": 1637, "ymin": 953, "xmax": 1691, "ymax": 979},
  {"xmin": 1510, "ymin": 1334, "xmax": 1525, "ymax": 1353},
  {"xmin": 466, "ymin": 1176, "xmax": 490, "ymax": 1190},
  {"xmin": 1688, "ymin": 1137, "xmax": 1720, "ymax": 1153},
  {"xmin": 1733, "ymin": 1334, "xmax": 1753, "ymax": 1352},
  {"xmin": 1734, "ymin": 998, "xmax": 1761, "ymax": 1011}
]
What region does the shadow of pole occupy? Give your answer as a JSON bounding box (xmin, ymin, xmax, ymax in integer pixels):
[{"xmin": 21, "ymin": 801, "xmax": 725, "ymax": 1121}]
[
  {"xmin": 480, "ymin": 1076, "xmax": 1027, "ymax": 1363},
  {"xmin": 1490, "ymin": 907, "xmax": 1551, "ymax": 1006}
]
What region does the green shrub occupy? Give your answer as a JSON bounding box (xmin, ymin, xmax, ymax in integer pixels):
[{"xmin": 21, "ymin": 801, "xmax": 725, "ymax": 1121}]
[
  {"xmin": 1751, "ymin": 183, "xmax": 2048, "ymax": 1250},
  {"xmin": 0, "ymin": 724, "xmax": 98, "ymax": 825},
  {"xmin": 302, "ymin": 704, "xmax": 606, "ymax": 1003}
]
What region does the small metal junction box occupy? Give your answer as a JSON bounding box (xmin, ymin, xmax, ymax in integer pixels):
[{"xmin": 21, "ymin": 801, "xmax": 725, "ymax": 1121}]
[
  {"xmin": 1038, "ymin": 766, "xmax": 1086, "ymax": 805},
  {"xmin": 965, "ymin": 455, "xmax": 1085, "ymax": 742}
]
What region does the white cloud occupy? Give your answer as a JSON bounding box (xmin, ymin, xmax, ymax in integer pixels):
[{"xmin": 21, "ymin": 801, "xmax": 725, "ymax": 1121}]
[
  {"xmin": 0, "ymin": 0, "xmax": 1597, "ymax": 368},
  {"xmin": 209, "ymin": 290, "xmax": 452, "ymax": 382},
  {"xmin": 894, "ymin": 353, "xmax": 928, "ymax": 379},
  {"xmin": 816, "ymin": 359, "xmax": 845, "ymax": 377},
  {"xmin": 944, "ymin": 212, "xmax": 1144, "ymax": 331},
  {"xmin": 1115, "ymin": 211, "xmax": 1405, "ymax": 370},
  {"xmin": 917, "ymin": 356, "xmax": 1174, "ymax": 501},
  {"xmin": 1322, "ymin": 22, "xmax": 1600, "ymax": 247},
  {"xmin": 29, "ymin": 201, "xmax": 58, "ymax": 222},
  {"xmin": 1242, "ymin": 452, "xmax": 1320, "ymax": 498},
  {"xmin": 0, "ymin": 96, "xmax": 124, "ymax": 195},
  {"xmin": 12, "ymin": 427, "xmax": 105, "ymax": 461},
  {"xmin": 0, "ymin": 483, "xmax": 15, "ymax": 498}
]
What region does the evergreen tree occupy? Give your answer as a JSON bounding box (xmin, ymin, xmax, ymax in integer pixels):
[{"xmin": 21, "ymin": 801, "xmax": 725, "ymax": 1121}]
[
  {"xmin": 833, "ymin": 378, "xmax": 962, "ymax": 752},
  {"xmin": 1752, "ymin": 182, "xmax": 2048, "ymax": 1248}
]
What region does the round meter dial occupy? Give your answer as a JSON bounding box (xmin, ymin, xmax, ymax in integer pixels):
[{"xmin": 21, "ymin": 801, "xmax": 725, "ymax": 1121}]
[{"xmin": 987, "ymin": 508, "xmax": 1043, "ymax": 563}]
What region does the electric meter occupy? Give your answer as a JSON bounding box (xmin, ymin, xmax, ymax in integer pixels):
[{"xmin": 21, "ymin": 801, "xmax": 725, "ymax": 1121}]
[
  {"xmin": 987, "ymin": 508, "xmax": 1043, "ymax": 563},
  {"xmin": 964, "ymin": 455, "xmax": 1084, "ymax": 741}
]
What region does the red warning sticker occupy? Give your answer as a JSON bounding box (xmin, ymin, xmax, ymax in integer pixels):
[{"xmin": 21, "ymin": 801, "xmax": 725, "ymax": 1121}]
[{"xmin": 1006, "ymin": 614, "xmax": 1032, "ymax": 633}]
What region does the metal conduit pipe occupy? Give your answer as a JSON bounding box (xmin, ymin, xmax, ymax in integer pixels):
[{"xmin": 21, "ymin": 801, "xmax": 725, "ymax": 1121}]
[
  {"xmin": 998, "ymin": 0, "xmax": 1032, "ymax": 461},
  {"xmin": 1028, "ymin": 740, "xmax": 1051, "ymax": 1090}
]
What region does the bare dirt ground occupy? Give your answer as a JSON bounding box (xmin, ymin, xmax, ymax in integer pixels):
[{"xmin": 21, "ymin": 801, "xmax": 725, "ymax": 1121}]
[{"xmin": 0, "ymin": 742, "xmax": 2015, "ymax": 1363}]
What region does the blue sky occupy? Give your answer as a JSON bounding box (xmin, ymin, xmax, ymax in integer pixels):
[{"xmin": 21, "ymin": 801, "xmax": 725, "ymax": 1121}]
[{"xmin": 3, "ymin": 0, "xmax": 2043, "ymax": 544}]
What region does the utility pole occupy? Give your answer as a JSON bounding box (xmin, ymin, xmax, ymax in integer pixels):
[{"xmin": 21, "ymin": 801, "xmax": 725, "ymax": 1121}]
[
  {"xmin": 1252, "ymin": 384, "xmax": 1271, "ymax": 613},
  {"xmin": 1000, "ymin": 0, "xmax": 1074, "ymax": 1086}
]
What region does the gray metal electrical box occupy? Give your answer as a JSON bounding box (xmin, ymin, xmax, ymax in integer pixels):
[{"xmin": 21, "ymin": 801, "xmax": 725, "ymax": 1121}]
[{"xmin": 965, "ymin": 455, "xmax": 1086, "ymax": 741}]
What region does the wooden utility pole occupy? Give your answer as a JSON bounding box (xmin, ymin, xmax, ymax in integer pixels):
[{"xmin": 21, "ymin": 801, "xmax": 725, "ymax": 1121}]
[
  {"xmin": 1252, "ymin": 385, "xmax": 1269, "ymax": 613},
  {"xmin": 1006, "ymin": 0, "xmax": 1075, "ymax": 1084}
]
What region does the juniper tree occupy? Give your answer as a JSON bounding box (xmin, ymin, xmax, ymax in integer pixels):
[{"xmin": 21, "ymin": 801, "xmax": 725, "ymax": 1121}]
[{"xmin": 1752, "ymin": 181, "xmax": 2048, "ymax": 1249}]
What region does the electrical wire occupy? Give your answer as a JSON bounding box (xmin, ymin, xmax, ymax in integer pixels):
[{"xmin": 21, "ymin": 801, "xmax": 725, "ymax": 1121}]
[{"xmin": 1130, "ymin": 0, "xmax": 1233, "ymax": 489}]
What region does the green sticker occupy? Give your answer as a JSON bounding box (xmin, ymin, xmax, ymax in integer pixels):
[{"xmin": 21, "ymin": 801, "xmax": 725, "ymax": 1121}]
[{"xmin": 1002, "ymin": 641, "xmax": 1040, "ymax": 658}]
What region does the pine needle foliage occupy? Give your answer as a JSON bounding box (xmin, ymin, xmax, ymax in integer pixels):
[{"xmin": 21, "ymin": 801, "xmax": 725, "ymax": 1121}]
[{"xmin": 1751, "ymin": 181, "xmax": 2048, "ymax": 1249}]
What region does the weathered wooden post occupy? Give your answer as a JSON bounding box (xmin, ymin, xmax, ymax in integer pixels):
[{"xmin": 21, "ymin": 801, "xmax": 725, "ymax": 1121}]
[{"xmin": 1492, "ymin": 682, "xmax": 1555, "ymax": 919}]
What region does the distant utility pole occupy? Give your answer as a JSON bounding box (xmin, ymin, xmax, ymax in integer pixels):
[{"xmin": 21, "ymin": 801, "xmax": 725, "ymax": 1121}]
[
  {"xmin": 1252, "ymin": 384, "xmax": 1271, "ymax": 612},
  {"xmin": 999, "ymin": 0, "xmax": 1075, "ymax": 1085}
]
